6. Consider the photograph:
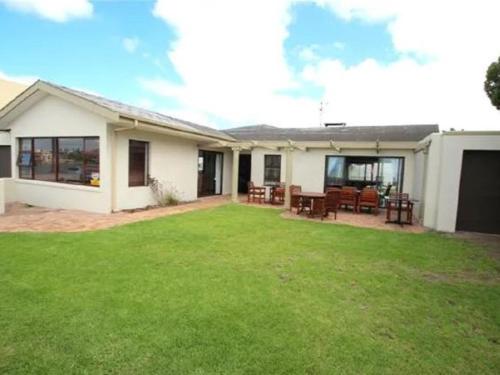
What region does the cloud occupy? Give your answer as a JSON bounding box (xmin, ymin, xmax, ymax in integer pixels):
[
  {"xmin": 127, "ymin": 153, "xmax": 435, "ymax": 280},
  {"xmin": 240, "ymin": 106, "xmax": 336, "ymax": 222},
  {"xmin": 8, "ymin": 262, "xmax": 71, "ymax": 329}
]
[
  {"xmin": 298, "ymin": 45, "xmax": 320, "ymax": 61},
  {"xmin": 0, "ymin": 0, "xmax": 93, "ymax": 22},
  {"xmin": 122, "ymin": 37, "xmax": 140, "ymax": 53},
  {"xmin": 143, "ymin": 0, "xmax": 500, "ymax": 130}
]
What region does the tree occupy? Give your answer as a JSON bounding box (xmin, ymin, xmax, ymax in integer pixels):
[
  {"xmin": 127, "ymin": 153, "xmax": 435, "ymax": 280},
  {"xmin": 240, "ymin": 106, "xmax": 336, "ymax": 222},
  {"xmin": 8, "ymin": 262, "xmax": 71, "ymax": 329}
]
[{"xmin": 484, "ymin": 56, "xmax": 500, "ymax": 110}]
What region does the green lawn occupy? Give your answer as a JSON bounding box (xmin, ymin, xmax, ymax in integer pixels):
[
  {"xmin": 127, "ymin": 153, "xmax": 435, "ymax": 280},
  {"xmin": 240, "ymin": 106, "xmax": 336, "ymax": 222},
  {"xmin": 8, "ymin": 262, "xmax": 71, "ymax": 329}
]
[{"xmin": 0, "ymin": 205, "xmax": 499, "ymax": 374}]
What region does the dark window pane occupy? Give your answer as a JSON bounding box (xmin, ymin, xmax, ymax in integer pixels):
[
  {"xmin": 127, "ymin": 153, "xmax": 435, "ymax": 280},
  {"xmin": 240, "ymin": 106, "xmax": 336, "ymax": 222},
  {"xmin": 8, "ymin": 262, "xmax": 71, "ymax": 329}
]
[
  {"xmin": 379, "ymin": 158, "xmax": 403, "ymax": 193},
  {"xmin": 33, "ymin": 138, "xmax": 56, "ymax": 181},
  {"xmin": 129, "ymin": 140, "xmax": 148, "ymax": 186},
  {"xmin": 264, "ymin": 155, "xmax": 281, "ymax": 185},
  {"xmin": 84, "ymin": 138, "xmax": 100, "ymax": 186},
  {"xmin": 326, "ymin": 156, "xmax": 345, "ymax": 186},
  {"xmin": 18, "ymin": 138, "xmax": 33, "ymax": 179},
  {"xmin": 58, "ymin": 138, "xmax": 84, "ymax": 184}
]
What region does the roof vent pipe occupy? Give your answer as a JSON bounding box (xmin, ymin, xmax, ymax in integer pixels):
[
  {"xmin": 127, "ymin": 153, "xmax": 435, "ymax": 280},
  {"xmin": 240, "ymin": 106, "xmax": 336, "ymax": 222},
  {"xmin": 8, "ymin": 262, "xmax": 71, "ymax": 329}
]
[{"xmin": 324, "ymin": 122, "xmax": 346, "ymax": 127}]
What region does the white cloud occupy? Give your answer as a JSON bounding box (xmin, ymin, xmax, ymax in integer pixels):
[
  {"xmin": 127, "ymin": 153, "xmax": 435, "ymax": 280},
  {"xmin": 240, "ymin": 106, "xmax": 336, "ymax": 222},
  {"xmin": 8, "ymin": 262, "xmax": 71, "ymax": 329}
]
[
  {"xmin": 122, "ymin": 37, "xmax": 140, "ymax": 53},
  {"xmin": 298, "ymin": 45, "xmax": 320, "ymax": 61},
  {"xmin": 0, "ymin": 0, "xmax": 93, "ymax": 22},
  {"xmin": 143, "ymin": 0, "xmax": 500, "ymax": 130}
]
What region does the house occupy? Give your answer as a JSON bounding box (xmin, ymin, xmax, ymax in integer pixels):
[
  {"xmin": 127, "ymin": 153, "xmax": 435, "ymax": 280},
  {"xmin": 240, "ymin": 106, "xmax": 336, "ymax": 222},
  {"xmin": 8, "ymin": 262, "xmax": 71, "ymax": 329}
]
[{"xmin": 0, "ymin": 80, "xmax": 499, "ymax": 234}]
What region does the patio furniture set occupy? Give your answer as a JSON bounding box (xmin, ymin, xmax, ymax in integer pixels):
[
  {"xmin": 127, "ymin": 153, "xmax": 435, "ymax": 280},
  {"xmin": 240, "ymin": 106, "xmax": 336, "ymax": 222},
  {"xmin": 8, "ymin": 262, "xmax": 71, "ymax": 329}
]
[{"xmin": 247, "ymin": 181, "xmax": 415, "ymax": 225}]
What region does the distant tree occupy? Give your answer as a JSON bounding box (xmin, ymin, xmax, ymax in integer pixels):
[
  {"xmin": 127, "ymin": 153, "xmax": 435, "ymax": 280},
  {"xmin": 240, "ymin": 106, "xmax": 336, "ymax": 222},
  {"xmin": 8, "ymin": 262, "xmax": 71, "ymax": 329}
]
[{"xmin": 484, "ymin": 56, "xmax": 500, "ymax": 110}]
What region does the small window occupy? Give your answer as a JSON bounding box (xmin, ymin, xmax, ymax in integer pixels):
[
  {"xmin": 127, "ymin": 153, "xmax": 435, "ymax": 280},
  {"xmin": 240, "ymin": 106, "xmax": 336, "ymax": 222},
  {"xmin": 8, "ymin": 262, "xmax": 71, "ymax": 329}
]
[
  {"xmin": 129, "ymin": 140, "xmax": 149, "ymax": 187},
  {"xmin": 264, "ymin": 154, "xmax": 281, "ymax": 185}
]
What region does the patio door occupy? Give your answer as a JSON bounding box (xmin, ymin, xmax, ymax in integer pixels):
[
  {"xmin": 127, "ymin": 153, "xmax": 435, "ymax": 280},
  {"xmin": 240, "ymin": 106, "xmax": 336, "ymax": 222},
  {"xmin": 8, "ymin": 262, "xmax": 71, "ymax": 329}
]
[{"xmin": 198, "ymin": 150, "xmax": 223, "ymax": 197}]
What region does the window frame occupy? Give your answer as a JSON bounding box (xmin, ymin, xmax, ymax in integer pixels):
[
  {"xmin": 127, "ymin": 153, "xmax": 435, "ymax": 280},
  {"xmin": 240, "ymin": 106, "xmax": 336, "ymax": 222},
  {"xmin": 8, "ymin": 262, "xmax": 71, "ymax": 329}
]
[
  {"xmin": 17, "ymin": 136, "xmax": 100, "ymax": 187},
  {"xmin": 264, "ymin": 154, "xmax": 282, "ymax": 186},
  {"xmin": 324, "ymin": 155, "xmax": 405, "ymax": 192},
  {"xmin": 128, "ymin": 139, "xmax": 150, "ymax": 187}
]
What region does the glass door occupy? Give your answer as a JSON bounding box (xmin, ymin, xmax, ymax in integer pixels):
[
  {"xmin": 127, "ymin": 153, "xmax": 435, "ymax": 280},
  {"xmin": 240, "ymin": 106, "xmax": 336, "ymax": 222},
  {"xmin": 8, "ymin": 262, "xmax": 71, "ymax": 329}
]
[{"xmin": 198, "ymin": 150, "xmax": 223, "ymax": 196}]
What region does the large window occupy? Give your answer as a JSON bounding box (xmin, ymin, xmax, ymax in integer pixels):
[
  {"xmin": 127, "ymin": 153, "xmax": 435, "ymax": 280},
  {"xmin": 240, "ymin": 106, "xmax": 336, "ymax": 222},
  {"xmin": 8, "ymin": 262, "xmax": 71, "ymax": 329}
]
[
  {"xmin": 264, "ymin": 154, "xmax": 281, "ymax": 185},
  {"xmin": 325, "ymin": 156, "xmax": 404, "ymax": 192},
  {"xmin": 17, "ymin": 137, "xmax": 100, "ymax": 186},
  {"xmin": 129, "ymin": 140, "xmax": 149, "ymax": 187}
]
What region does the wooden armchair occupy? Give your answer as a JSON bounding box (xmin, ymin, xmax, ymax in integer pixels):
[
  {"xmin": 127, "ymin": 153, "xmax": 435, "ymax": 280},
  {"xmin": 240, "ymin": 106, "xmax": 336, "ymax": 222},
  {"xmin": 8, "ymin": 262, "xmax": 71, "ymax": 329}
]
[
  {"xmin": 386, "ymin": 193, "xmax": 414, "ymax": 224},
  {"xmin": 340, "ymin": 186, "xmax": 358, "ymax": 212},
  {"xmin": 271, "ymin": 183, "xmax": 285, "ymax": 205},
  {"xmin": 290, "ymin": 185, "xmax": 302, "ymax": 212},
  {"xmin": 325, "ymin": 188, "xmax": 341, "ymax": 219},
  {"xmin": 358, "ymin": 187, "xmax": 379, "ymax": 214},
  {"xmin": 247, "ymin": 181, "xmax": 265, "ymax": 204}
]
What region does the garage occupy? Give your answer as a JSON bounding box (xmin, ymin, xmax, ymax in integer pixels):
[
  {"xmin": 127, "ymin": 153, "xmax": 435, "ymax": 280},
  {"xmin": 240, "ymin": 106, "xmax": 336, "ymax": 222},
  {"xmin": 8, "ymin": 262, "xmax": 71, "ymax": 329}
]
[
  {"xmin": 0, "ymin": 146, "xmax": 10, "ymax": 178},
  {"xmin": 456, "ymin": 150, "xmax": 500, "ymax": 234}
]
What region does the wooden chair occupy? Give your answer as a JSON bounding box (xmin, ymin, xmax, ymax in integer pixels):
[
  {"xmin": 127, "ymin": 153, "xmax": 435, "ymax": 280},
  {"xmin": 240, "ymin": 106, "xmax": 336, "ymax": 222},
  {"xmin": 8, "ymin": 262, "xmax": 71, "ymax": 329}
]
[
  {"xmin": 386, "ymin": 193, "xmax": 414, "ymax": 224},
  {"xmin": 358, "ymin": 187, "xmax": 379, "ymax": 214},
  {"xmin": 325, "ymin": 188, "xmax": 341, "ymax": 219},
  {"xmin": 339, "ymin": 186, "xmax": 358, "ymax": 212},
  {"xmin": 271, "ymin": 183, "xmax": 285, "ymax": 205},
  {"xmin": 290, "ymin": 185, "xmax": 302, "ymax": 213},
  {"xmin": 247, "ymin": 181, "xmax": 265, "ymax": 204}
]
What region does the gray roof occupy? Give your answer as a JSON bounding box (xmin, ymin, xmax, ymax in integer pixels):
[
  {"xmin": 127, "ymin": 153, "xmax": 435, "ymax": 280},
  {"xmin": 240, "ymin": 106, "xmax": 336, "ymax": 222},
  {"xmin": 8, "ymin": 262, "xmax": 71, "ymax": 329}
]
[
  {"xmin": 224, "ymin": 124, "xmax": 439, "ymax": 142},
  {"xmin": 41, "ymin": 81, "xmax": 234, "ymax": 141}
]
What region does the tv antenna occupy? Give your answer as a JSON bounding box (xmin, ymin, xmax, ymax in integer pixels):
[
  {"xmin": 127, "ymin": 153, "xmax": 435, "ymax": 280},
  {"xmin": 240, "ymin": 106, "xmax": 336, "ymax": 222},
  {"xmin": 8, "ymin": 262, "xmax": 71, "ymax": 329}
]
[{"xmin": 319, "ymin": 100, "xmax": 328, "ymax": 127}]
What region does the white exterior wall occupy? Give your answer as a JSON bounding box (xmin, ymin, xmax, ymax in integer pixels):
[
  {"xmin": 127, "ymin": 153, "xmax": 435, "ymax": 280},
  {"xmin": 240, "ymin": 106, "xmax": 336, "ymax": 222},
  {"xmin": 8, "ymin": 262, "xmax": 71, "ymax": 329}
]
[
  {"xmin": 251, "ymin": 147, "xmax": 415, "ymax": 196},
  {"xmin": 115, "ymin": 130, "xmax": 200, "ymax": 210},
  {"xmin": 7, "ymin": 95, "xmax": 113, "ymax": 213},
  {"xmin": 423, "ymin": 133, "xmax": 500, "ymax": 232},
  {"xmin": 0, "ymin": 132, "xmax": 9, "ymax": 145}
]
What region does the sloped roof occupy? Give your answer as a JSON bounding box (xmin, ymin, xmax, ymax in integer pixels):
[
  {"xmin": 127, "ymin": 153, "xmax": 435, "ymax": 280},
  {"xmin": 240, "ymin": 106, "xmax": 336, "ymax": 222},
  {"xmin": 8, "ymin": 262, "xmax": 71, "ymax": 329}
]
[
  {"xmin": 224, "ymin": 124, "xmax": 439, "ymax": 142},
  {"xmin": 40, "ymin": 81, "xmax": 234, "ymax": 141}
]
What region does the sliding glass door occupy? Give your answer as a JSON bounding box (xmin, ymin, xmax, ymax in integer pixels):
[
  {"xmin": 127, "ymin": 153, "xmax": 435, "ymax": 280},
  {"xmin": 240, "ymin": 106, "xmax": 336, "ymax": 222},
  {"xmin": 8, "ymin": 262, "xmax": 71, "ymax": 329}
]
[
  {"xmin": 325, "ymin": 155, "xmax": 404, "ymax": 193},
  {"xmin": 198, "ymin": 150, "xmax": 223, "ymax": 197}
]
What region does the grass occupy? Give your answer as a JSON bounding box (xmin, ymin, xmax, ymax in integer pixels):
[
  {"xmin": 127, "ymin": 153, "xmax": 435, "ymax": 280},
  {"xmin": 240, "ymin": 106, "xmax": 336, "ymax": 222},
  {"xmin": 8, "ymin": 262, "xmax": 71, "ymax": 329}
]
[{"xmin": 0, "ymin": 204, "xmax": 499, "ymax": 374}]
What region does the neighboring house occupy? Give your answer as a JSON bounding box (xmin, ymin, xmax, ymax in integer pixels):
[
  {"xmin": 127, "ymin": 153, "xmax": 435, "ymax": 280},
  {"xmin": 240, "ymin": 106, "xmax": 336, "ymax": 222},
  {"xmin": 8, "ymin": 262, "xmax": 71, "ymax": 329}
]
[
  {"xmin": 0, "ymin": 79, "xmax": 27, "ymax": 178},
  {"xmin": 0, "ymin": 80, "xmax": 499, "ymax": 234}
]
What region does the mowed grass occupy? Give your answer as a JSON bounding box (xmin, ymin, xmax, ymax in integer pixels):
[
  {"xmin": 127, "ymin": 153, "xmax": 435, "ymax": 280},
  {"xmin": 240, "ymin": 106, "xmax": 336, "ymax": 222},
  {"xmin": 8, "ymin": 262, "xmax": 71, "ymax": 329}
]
[{"xmin": 0, "ymin": 205, "xmax": 499, "ymax": 374}]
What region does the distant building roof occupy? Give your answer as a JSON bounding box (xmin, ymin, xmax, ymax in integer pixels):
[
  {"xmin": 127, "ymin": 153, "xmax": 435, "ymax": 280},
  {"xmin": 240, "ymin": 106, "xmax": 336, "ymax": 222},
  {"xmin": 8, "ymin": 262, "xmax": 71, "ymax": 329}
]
[
  {"xmin": 224, "ymin": 124, "xmax": 439, "ymax": 142},
  {"xmin": 0, "ymin": 79, "xmax": 28, "ymax": 109}
]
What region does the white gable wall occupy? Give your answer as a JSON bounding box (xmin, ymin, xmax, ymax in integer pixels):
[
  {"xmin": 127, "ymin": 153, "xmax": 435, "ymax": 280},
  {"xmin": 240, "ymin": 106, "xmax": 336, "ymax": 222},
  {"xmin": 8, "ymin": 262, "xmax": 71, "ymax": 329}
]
[{"xmin": 7, "ymin": 95, "xmax": 113, "ymax": 213}]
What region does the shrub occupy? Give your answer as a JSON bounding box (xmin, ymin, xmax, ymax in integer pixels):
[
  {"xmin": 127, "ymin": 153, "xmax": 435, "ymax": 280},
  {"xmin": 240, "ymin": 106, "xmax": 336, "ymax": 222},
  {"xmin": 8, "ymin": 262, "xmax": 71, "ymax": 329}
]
[{"xmin": 148, "ymin": 177, "xmax": 181, "ymax": 207}]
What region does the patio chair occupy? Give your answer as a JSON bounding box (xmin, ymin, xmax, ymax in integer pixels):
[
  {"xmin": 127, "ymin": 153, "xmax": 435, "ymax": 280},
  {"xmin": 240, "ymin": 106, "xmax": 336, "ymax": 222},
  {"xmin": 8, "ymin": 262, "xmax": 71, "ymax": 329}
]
[
  {"xmin": 358, "ymin": 187, "xmax": 379, "ymax": 215},
  {"xmin": 339, "ymin": 186, "xmax": 358, "ymax": 212},
  {"xmin": 290, "ymin": 185, "xmax": 302, "ymax": 213},
  {"xmin": 247, "ymin": 181, "xmax": 265, "ymax": 204},
  {"xmin": 271, "ymin": 183, "xmax": 285, "ymax": 205},
  {"xmin": 386, "ymin": 193, "xmax": 414, "ymax": 224},
  {"xmin": 325, "ymin": 188, "xmax": 341, "ymax": 219}
]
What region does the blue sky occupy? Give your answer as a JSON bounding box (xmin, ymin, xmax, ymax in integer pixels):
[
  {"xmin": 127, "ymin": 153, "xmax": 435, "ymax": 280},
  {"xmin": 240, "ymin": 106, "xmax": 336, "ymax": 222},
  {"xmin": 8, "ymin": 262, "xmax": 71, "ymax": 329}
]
[{"xmin": 0, "ymin": 0, "xmax": 499, "ymax": 130}]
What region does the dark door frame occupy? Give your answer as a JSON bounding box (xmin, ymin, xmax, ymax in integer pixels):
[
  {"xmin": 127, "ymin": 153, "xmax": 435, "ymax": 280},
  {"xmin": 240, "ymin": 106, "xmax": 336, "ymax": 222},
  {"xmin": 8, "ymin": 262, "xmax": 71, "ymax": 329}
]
[
  {"xmin": 198, "ymin": 150, "xmax": 224, "ymax": 197},
  {"xmin": 238, "ymin": 153, "xmax": 251, "ymax": 193},
  {"xmin": 0, "ymin": 146, "xmax": 12, "ymax": 178},
  {"xmin": 456, "ymin": 150, "xmax": 500, "ymax": 234}
]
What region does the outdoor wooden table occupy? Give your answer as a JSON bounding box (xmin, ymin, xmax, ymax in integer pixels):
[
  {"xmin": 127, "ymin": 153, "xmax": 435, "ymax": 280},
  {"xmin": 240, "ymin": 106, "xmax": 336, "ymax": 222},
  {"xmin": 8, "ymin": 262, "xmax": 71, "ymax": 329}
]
[
  {"xmin": 385, "ymin": 197, "xmax": 417, "ymax": 225},
  {"xmin": 295, "ymin": 192, "xmax": 326, "ymax": 218}
]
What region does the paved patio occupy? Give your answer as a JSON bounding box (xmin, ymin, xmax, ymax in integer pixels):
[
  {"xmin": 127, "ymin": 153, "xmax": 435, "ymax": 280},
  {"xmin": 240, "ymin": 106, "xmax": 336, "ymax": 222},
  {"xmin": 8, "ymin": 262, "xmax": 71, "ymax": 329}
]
[
  {"xmin": 241, "ymin": 197, "xmax": 426, "ymax": 233},
  {"xmin": 0, "ymin": 196, "xmax": 231, "ymax": 233},
  {"xmin": 0, "ymin": 195, "xmax": 425, "ymax": 233}
]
